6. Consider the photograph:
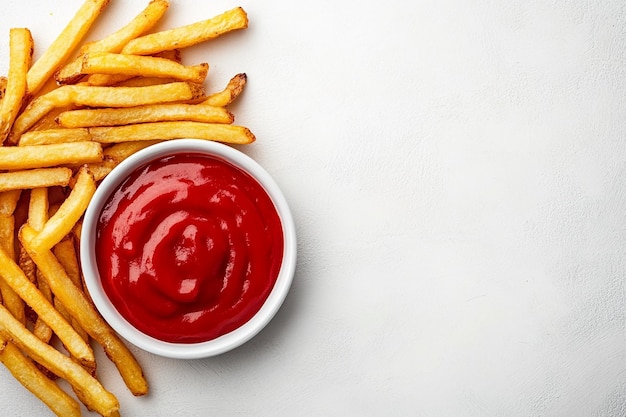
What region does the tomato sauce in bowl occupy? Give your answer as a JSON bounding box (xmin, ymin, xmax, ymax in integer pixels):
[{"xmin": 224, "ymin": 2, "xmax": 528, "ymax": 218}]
[{"xmin": 81, "ymin": 139, "xmax": 296, "ymax": 358}]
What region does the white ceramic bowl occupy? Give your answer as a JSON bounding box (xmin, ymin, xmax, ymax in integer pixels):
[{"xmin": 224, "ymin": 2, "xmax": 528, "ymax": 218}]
[{"xmin": 81, "ymin": 139, "xmax": 296, "ymax": 359}]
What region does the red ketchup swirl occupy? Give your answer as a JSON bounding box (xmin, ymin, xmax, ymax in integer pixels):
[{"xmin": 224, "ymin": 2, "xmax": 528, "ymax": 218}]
[{"xmin": 95, "ymin": 153, "xmax": 284, "ymax": 343}]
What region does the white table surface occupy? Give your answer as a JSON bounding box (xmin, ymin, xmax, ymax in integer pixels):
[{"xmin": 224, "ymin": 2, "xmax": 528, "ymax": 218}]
[{"xmin": 1, "ymin": 1, "xmax": 626, "ymax": 416}]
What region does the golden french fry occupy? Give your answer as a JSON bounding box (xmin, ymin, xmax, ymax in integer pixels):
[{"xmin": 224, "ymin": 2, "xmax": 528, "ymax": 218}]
[
  {"xmin": 11, "ymin": 82, "xmax": 205, "ymax": 139},
  {"xmin": 91, "ymin": 121, "xmax": 255, "ymax": 144},
  {"xmin": 57, "ymin": 102, "xmax": 234, "ymax": 128},
  {"xmin": 28, "ymin": 167, "xmax": 95, "ymax": 251},
  {"xmin": 123, "ymin": 6, "xmax": 249, "ymax": 55},
  {"xmin": 80, "ymin": 0, "xmax": 169, "ymax": 55},
  {"xmin": 26, "ymin": 0, "xmax": 112, "ymax": 96},
  {"xmin": 203, "ymin": 73, "xmax": 247, "ymax": 107},
  {"xmin": 0, "ymin": 142, "xmax": 102, "ymax": 170},
  {"xmin": 0, "ymin": 28, "xmax": 33, "ymax": 143},
  {"xmin": 28, "ymin": 187, "xmax": 49, "ymax": 232},
  {"xmin": 17, "ymin": 246, "xmax": 36, "ymax": 284},
  {"xmin": 54, "ymin": 237, "xmax": 90, "ymax": 342},
  {"xmin": 0, "ymin": 214, "xmax": 25, "ymax": 324},
  {"xmin": 0, "ymin": 190, "xmax": 22, "ymax": 215},
  {"xmin": 18, "ymin": 128, "xmax": 91, "ymax": 146},
  {"xmin": 52, "ymin": 238, "xmax": 81, "ymax": 291},
  {"xmin": 0, "ymin": 335, "xmax": 81, "ymax": 417},
  {"xmin": 0, "ymin": 168, "xmax": 73, "ymax": 193},
  {"xmin": 0, "ymin": 304, "xmax": 119, "ymax": 416},
  {"xmin": 20, "ymin": 225, "xmax": 149, "ymax": 396},
  {"xmin": 0, "ymin": 246, "xmax": 95, "ymax": 368},
  {"xmin": 57, "ymin": 52, "xmax": 209, "ymax": 85},
  {"xmin": 26, "ymin": 187, "xmax": 54, "ymax": 342},
  {"xmin": 32, "ymin": 271, "xmax": 54, "ymax": 344}
]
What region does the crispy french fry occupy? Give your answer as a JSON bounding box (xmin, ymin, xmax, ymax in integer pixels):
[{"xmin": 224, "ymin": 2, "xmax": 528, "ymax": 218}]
[
  {"xmin": 0, "ymin": 168, "xmax": 73, "ymax": 193},
  {"xmin": 28, "ymin": 188, "xmax": 49, "ymax": 232},
  {"xmin": 90, "ymin": 121, "xmax": 255, "ymax": 144},
  {"xmin": 53, "ymin": 237, "xmax": 90, "ymax": 342},
  {"xmin": 122, "ymin": 6, "xmax": 249, "ymax": 55},
  {"xmin": 0, "ymin": 214, "xmax": 25, "ymax": 324},
  {"xmin": 32, "ymin": 272, "xmax": 54, "ymax": 344},
  {"xmin": 0, "ymin": 334, "xmax": 81, "ymax": 417},
  {"xmin": 57, "ymin": 52, "xmax": 209, "ymax": 85},
  {"xmin": 80, "ymin": 0, "xmax": 169, "ymax": 55},
  {"xmin": 87, "ymin": 49, "xmax": 184, "ymax": 87},
  {"xmin": 26, "ymin": 0, "xmax": 112, "ymax": 96},
  {"xmin": 203, "ymin": 73, "xmax": 247, "ymax": 107},
  {"xmin": 0, "ymin": 28, "xmax": 33, "ymax": 143},
  {"xmin": 11, "ymin": 82, "xmax": 205, "ymax": 139},
  {"xmin": 0, "ymin": 304, "xmax": 119, "ymax": 416},
  {"xmin": 18, "ymin": 128, "xmax": 91, "ymax": 146},
  {"xmin": 0, "ymin": 190, "xmax": 22, "ymax": 215},
  {"xmin": 15, "ymin": 122, "xmax": 254, "ymax": 145},
  {"xmin": 57, "ymin": 102, "xmax": 234, "ymax": 128},
  {"xmin": 20, "ymin": 225, "xmax": 149, "ymax": 396},
  {"xmin": 0, "ymin": 246, "xmax": 94, "ymax": 368},
  {"xmin": 28, "ymin": 167, "xmax": 95, "ymax": 251},
  {"xmin": 0, "ymin": 142, "xmax": 102, "ymax": 170},
  {"xmin": 27, "ymin": 188, "xmax": 54, "ymax": 342}
]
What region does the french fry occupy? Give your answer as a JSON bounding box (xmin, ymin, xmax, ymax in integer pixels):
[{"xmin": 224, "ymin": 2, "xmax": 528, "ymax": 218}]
[
  {"xmin": 28, "ymin": 187, "xmax": 49, "ymax": 231},
  {"xmin": 0, "ymin": 28, "xmax": 33, "ymax": 143},
  {"xmin": 27, "ymin": 188, "xmax": 54, "ymax": 342},
  {"xmin": 26, "ymin": 0, "xmax": 112, "ymax": 97},
  {"xmin": 122, "ymin": 6, "xmax": 249, "ymax": 55},
  {"xmin": 54, "ymin": 238, "xmax": 90, "ymax": 342},
  {"xmin": 0, "ymin": 334, "xmax": 81, "ymax": 417},
  {"xmin": 0, "ymin": 142, "xmax": 102, "ymax": 170},
  {"xmin": 32, "ymin": 271, "xmax": 54, "ymax": 344},
  {"xmin": 11, "ymin": 82, "xmax": 205, "ymax": 139},
  {"xmin": 18, "ymin": 128, "xmax": 91, "ymax": 146},
  {"xmin": 0, "ymin": 190, "xmax": 22, "ymax": 215},
  {"xmin": 28, "ymin": 167, "xmax": 95, "ymax": 251},
  {"xmin": 56, "ymin": 52, "xmax": 209, "ymax": 85},
  {"xmin": 87, "ymin": 49, "xmax": 184, "ymax": 87},
  {"xmin": 0, "ymin": 304, "xmax": 119, "ymax": 417},
  {"xmin": 0, "ymin": 213, "xmax": 25, "ymax": 324},
  {"xmin": 79, "ymin": 0, "xmax": 169, "ymax": 55},
  {"xmin": 90, "ymin": 121, "xmax": 255, "ymax": 144},
  {"xmin": 20, "ymin": 225, "xmax": 149, "ymax": 397},
  {"xmin": 0, "ymin": 169, "xmax": 72, "ymax": 193},
  {"xmin": 57, "ymin": 102, "xmax": 234, "ymax": 128},
  {"xmin": 15, "ymin": 122, "xmax": 254, "ymax": 146},
  {"xmin": 203, "ymin": 73, "xmax": 247, "ymax": 107},
  {"xmin": 0, "ymin": 246, "xmax": 95, "ymax": 369}
]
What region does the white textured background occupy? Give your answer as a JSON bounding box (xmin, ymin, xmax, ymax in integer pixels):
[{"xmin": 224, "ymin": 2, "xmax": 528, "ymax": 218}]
[{"xmin": 1, "ymin": 0, "xmax": 626, "ymax": 416}]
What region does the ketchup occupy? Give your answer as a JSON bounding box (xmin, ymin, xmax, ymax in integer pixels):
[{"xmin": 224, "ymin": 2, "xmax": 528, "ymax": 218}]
[{"xmin": 95, "ymin": 153, "xmax": 284, "ymax": 343}]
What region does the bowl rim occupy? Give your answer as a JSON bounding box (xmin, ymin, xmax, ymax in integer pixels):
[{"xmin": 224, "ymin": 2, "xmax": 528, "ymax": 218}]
[{"xmin": 80, "ymin": 139, "xmax": 296, "ymax": 359}]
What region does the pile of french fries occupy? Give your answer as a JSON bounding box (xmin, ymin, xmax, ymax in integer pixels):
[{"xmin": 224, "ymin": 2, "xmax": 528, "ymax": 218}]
[{"xmin": 0, "ymin": 1, "xmax": 254, "ymax": 416}]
